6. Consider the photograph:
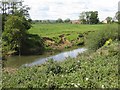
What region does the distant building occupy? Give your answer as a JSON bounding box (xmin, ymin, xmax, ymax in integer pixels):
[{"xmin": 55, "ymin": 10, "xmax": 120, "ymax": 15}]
[{"xmin": 71, "ymin": 20, "xmax": 81, "ymax": 24}]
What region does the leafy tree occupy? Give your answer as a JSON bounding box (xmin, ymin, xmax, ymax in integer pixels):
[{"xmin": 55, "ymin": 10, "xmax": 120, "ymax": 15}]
[
  {"xmin": 2, "ymin": 15, "xmax": 28, "ymax": 55},
  {"xmin": 1, "ymin": 0, "xmax": 45, "ymax": 56},
  {"xmin": 0, "ymin": 0, "xmax": 30, "ymax": 16},
  {"xmin": 106, "ymin": 17, "xmax": 112, "ymax": 24},
  {"xmin": 64, "ymin": 18, "xmax": 70, "ymax": 23},
  {"xmin": 0, "ymin": 0, "xmax": 30, "ymax": 31},
  {"xmin": 79, "ymin": 12, "xmax": 86, "ymax": 24},
  {"xmin": 115, "ymin": 11, "xmax": 120, "ymax": 24},
  {"xmin": 85, "ymin": 11, "xmax": 90, "ymax": 24},
  {"xmin": 56, "ymin": 18, "xmax": 63, "ymax": 23},
  {"xmin": 2, "ymin": 15, "xmax": 44, "ymax": 55},
  {"xmin": 79, "ymin": 11, "xmax": 99, "ymax": 24},
  {"xmin": 89, "ymin": 11, "xmax": 99, "ymax": 24}
]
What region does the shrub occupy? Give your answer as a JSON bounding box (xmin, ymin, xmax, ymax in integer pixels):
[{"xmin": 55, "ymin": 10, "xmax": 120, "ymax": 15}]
[
  {"xmin": 86, "ymin": 24, "xmax": 118, "ymax": 51},
  {"xmin": 20, "ymin": 34, "xmax": 45, "ymax": 55},
  {"xmin": 78, "ymin": 33, "xmax": 84, "ymax": 37},
  {"xmin": 104, "ymin": 39, "xmax": 112, "ymax": 46},
  {"xmin": 77, "ymin": 38, "xmax": 84, "ymax": 46},
  {"xmin": 45, "ymin": 59, "xmax": 62, "ymax": 74}
]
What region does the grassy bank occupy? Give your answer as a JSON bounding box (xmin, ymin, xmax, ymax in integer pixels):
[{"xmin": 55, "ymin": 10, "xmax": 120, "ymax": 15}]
[{"xmin": 2, "ymin": 41, "xmax": 119, "ymax": 88}]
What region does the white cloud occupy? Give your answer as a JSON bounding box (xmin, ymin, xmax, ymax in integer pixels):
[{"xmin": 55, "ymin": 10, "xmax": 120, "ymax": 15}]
[{"xmin": 23, "ymin": 0, "xmax": 119, "ymax": 20}]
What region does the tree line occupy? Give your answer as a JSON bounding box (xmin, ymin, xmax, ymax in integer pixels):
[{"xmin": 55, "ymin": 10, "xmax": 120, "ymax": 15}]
[{"xmin": 33, "ymin": 11, "xmax": 120, "ymax": 24}]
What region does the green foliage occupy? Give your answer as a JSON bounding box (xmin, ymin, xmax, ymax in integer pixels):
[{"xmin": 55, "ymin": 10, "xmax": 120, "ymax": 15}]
[
  {"xmin": 2, "ymin": 42, "xmax": 119, "ymax": 88},
  {"xmin": 79, "ymin": 12, "xmax": 86, "ymax": 24},
  {"xmin": 115, "ymin": 11, "xmax": 120, "ymax": 24},
  {"xmin": 45, "ymin": 59, "xmax": 62, "ymax": 74},
  {"xmin": 89, "ymin": 11, "xmax": 99, "ymax": 24},
  {"xmin": 79, "ymin": 11, "xmax": 99, "ymax": 24},
  {"xmin": 20, "ymin": 34, "xmax": 45, "ymax": 55},
  {"xmin": 0, "ymin": 0, "xmax": 31, "ymax": 31},
  {"xmin": 104, "ymin": 39, "xmax": 112, "ymax": 46},
  {"xmin": 2, "ymin": 15, "xmax": 27, "ymax": 55},
  {"xmin": 77, "ymin": 38, "xmax": 84, "ymax": 46},
  {"xmin": 64, "ymin": 18, "xmax": 71, "ymax": 23},
  {"xmin": 86, "ymin": 24, "xmax": 118, "ymax": 51},
  {"xmin": 78, "ymin": 33, "xmax": 84, "ymax": 37},
  {"xmin": 29, "ymin": 23, "xmax": 106, "ymax": 44},
  {"xmin": 56, "ymin": 18, "xmax": 63, "ymax": 23},
  {"xmin": 106, "ymin": 17, "xmax": 112, "ymax": 24},
  {"xmin": 2, "ymin": 15, "xmax": 44, "ymax": 55}
]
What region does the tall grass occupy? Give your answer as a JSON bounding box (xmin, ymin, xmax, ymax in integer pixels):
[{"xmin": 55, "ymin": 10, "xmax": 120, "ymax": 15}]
[{"xmin": 86, "ymin": 24, "xmax": 118, "ymax": 51}]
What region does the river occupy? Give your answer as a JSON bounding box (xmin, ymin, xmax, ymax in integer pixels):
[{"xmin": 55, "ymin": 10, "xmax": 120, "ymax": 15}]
[{"xmin": 4, "ymin": 48, "xmax": 87, "ymax": 68}]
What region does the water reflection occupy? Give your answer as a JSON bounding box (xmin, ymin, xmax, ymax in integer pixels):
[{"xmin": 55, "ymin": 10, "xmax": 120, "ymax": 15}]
[{"xmin": 24, "ymin": 48, "xmax": 87, "ymax": 67}]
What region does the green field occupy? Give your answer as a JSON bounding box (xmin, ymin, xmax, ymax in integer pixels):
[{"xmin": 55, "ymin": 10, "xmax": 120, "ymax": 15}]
[{"xmin": 29, "ymin": 23, "xmax": 106, "ymax": 41}]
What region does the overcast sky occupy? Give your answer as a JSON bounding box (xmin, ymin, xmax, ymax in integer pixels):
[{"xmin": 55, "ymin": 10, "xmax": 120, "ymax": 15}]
[{"xmin": 23, "ymin": 0, "xmax": 119, "ymax": 21}]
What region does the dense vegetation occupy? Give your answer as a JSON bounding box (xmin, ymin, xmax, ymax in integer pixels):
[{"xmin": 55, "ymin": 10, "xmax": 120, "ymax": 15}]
[
  {"xmin": 1, "ymin": 0, "xmax": 44, "ymax": 56},
  {"xmin": 79, "ymin": 11, "xmax": 99, "ymax": 24},
  {"xmin": 1, "ymin": 0, "xmax": 119, "ymax": 89},
  {"xmin": 29, "ymin": 23, "xmax": 106, "ymax": 50},
  {"xmin": 86, "ymin": 24, "xmax": 118, "ymax": 51},
  {"xmin": 2, "ymin": 41, "xmax": 119, "ymax": 88},
  {"xmin": 2, "ymin": 24, "xmax": 119, "ymax": 88}
]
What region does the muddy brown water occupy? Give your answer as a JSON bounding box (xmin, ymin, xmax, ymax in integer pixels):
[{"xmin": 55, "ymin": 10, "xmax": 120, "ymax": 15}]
[{"xmin": 4, "ymin": 48, "xmax": 87, "ymax": 68}]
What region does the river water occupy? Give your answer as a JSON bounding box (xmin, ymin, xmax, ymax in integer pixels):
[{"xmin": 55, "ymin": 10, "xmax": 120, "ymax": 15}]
[{"xmin": 4, "ymin": 48, "xmax": 87, "ymax": 68}]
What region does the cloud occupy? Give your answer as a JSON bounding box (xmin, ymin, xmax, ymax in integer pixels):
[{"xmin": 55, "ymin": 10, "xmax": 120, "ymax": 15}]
[{"xmin": 23, "ymin": 0, "xmax": 119, "ymax": 20}]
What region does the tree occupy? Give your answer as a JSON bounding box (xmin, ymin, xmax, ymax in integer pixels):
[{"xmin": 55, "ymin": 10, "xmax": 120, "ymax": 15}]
[
  {"xmin": 79, "ymin": 11, "xmax": 99, "ymax": 24},
  {"xmin": 89, "ymin": 11, "xmax": 99, "ymax": 24},
  {"xmin": 79, "ymin": 12, "xmax": 86, "ymax": 24},
  {"xmin": 0, "ymin": 0, "xmax": 31, "ymax": 31},
  {"xmin": 64, "ymin": 18, "xmax": 70, "ymax": 23},
  {"xmin": 2, "ymin": 15, "xmax": 27, "ymax": 55},
  {"xmin": 85, "ymin": 11, "xmax": 90, "ymax": 24},
  {"xmin": 1, "ymin": 0, "xmax": 45, "ymax": 56},
  {"xmin": 56, "ymin": 18, "xmax": 63, "ymax": 23},
  {"xmin": 115, "ymin": 11, "xmax": 120, "ymax": 24},
  {"xmin": 0, "ymin": 0, "xmax": 30, "ymax": 16},
  {"xmin": 106, "ymin": 17, "xmax": 112, "ymax": 24}
]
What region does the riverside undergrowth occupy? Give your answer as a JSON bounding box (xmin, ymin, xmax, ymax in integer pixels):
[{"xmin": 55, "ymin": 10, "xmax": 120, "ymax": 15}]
[{"xmin": 2, "ymin": 41, "xmax": 119, "ymax": 88}]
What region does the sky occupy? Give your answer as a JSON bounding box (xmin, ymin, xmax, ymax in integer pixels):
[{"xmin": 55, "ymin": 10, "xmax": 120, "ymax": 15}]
[{"xmin": 23, "ymin": 0, "xmax": 120, "ymax": 21}]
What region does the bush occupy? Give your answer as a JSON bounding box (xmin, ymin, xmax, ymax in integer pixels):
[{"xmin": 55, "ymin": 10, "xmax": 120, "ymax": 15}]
[
  {"xmin": 77, "ymin": 38, "xmax": 84, "ymax": 46},
  {"xmin": 45, "ymin": 59, "xmax": 62, "ymax": 74},
  {"xmin": 20, "ymin": 34, "xmax": 45, "ymax": 55},
  {"xmin": 86, "ymin": 24, "xmax": 118, "ymax": 51},
  {"xmin": 78, "ymin": 33, "xmax": 84, "ymax": 37}
]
